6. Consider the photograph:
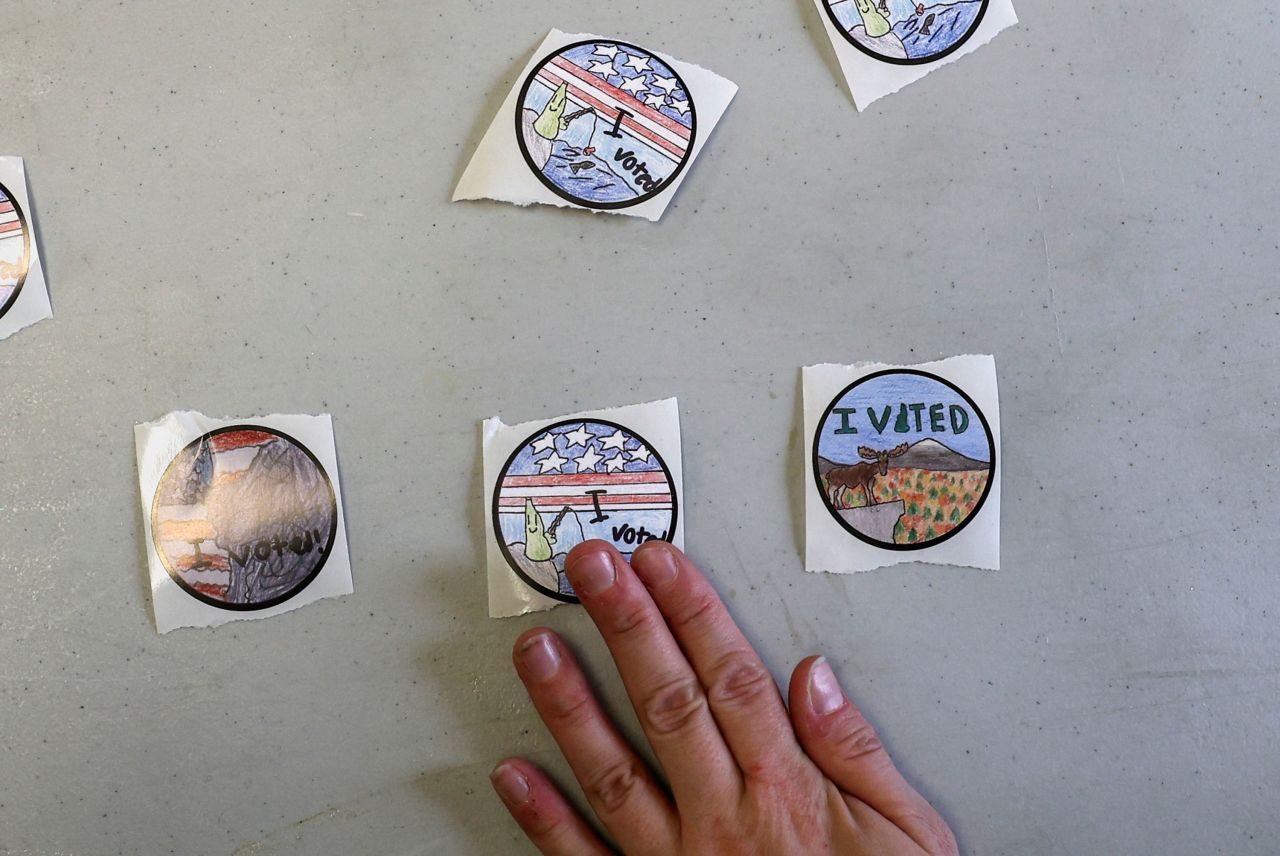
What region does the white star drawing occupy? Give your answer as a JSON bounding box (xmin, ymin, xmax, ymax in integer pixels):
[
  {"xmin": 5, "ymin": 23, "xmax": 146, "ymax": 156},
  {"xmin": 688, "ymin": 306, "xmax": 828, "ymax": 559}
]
[
  {"xmin": 651, "ymin": 75, "xmax": 678, "ymax": 95},
  {"xmin": 620, "ymin": 76, "xmax": 648, "ymax": 97},
  {"xmin": 643, "ymin": 92, "xmax": 667, "ymax": 110},
  {"xmin": 599, "ymin": 429, "xmax": 627, "ymax": 451},
  {"xmin": 536, "ymin": 451, "xmax": 568, "ymax": 474},
  {"xmin": 563, "ymin": 424, "xmax": 593, "ymax": 449},
  {"xmin": 604, "ymin": 454, "xmax": 626, "ymax": 473},
  {"xmin": 589, "ymin": 60, "xmax": 616, "ymax": 78},
  {"xmin": 624, "ymin": 54, "xmax": 651, "ymax": 74},
  {"xmin": 670, "ymin": 98, "xmax": 691, "ymax": 116},
  {"xmin": 594, "ymin": 44, "xmax": 621, "ymax": 60},
  {"xmin": 531, "ymin": 433, "xmax": 556, "ymax": 454},
  {"xmin": 575, "ymin": 445, "xmax": 604, "ymax": 473},
  {"xmin": 627, "ymin": 445, "xmax": 651, "ymax": 463}
]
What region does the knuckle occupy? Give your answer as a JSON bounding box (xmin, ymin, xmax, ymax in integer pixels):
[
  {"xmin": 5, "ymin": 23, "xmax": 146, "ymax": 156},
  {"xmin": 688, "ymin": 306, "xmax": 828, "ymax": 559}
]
[
  {"xmin": 542, "ymin": 690, "xmax": 595, "ymax": 729},
  {"xmin": 584, "ymin": 759, "xmax": 645, "ymax": 815},
  {"xmin": 607, "ymin": 601, "xmax": 658, "ymax": 638},
  {"xmin": 642, "ymin": 676, "xmax": 708, "ymax": 736},
  {"xmin": 707, "ymin": 652, "xmax": 777, "ymax": 711},
  {"xmin": 670, "ymin": 591, "xmax": 719, "ymax": 631},
  {"xmin": 834, "ymin": 720, "xmax": 885, "ymax": 763}
]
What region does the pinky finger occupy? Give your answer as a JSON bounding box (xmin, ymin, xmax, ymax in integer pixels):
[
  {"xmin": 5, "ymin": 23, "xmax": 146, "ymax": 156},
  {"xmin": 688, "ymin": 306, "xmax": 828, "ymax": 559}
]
[{"xmin": 490, "ymin": 758, "xmax": 614, "ymax": 856}]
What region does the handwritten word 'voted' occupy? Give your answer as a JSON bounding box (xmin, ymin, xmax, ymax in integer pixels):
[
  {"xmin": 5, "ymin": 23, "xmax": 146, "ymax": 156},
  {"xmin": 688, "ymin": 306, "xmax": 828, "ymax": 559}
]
[
  {"xmin": 611, "ymin": 523, "xmax": 670, "ymax": 547},
  {"xmin": 227, "ymin": 528, "xmax": 326, "ymax": 567},
  {"xmin": 832, "ymin": 403, "xmax": 971, "ymax": 436}
]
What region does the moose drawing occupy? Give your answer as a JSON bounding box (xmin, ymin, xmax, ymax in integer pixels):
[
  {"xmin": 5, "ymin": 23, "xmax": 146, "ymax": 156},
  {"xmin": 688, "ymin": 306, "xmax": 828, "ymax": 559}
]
[{"xmin": 825, "ymin": 443, "xmax": 910, "ymax": 508}]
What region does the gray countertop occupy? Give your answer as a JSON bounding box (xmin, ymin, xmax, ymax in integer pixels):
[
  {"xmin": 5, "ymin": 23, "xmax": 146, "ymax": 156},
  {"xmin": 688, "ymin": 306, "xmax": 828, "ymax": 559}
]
[{"xmin": 2, "ymin": 1, "xmax": 1277, "ymax": 854}]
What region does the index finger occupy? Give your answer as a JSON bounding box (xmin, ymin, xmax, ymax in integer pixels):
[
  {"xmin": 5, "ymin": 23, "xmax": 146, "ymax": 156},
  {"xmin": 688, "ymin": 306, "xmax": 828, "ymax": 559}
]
[{"xmin": 629, "ymin": 541, "xmax": 810, "ymax": 782}]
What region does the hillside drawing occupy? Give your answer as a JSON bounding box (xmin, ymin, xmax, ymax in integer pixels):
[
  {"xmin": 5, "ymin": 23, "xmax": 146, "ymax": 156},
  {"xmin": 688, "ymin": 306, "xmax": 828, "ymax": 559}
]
[{"xmin": 819, "ymin": 438, "xmax": 990, "ymax": 545}]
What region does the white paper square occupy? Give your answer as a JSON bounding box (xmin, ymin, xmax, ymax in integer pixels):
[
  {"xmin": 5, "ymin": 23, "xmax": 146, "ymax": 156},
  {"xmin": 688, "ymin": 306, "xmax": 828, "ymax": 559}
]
[
  {"xmin": 454, "ymin": 30, "xmax": 737, "ymax": 222},
  {"xmin": 135, "ymin": 411, "xmax": 353, "ymax": 633},
  {"xmin": 804, "ymin": 355, "xmax": 1001, "ymax": 573},
  {"xmin": 813, "ymin": 0, "xmax": 1017, "ymax": 110},
  {"xmin": 0, "ymin": 156, "xmax": 52, "ymax": 340},
  {"xmin": 483, "ymin": 398, "xmax": 685, "ymax": 617}
]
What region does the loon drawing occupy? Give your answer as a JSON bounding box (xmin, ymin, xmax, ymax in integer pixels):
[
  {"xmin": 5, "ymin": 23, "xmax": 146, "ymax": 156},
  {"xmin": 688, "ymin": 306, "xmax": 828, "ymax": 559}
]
[{"xmin": 520, "ymin": 83, "xmax": 571, "ymax": 170}]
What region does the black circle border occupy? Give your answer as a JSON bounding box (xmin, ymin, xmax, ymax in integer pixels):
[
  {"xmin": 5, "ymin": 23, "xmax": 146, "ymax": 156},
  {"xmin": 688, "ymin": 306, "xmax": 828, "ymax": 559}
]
[
  {"xmin": 513, "ymin": 39, "xmax": 699, "ymax": 211},
  {"xmin": 150, "ymin": 425, "xmax": 340, "ymax": 611},
  {"xmin": 820, "ymin": 0, "xmax": 989, "ymax": 66},
  {"xmin": 493, "ymin": 418, "xmax": 680, "ymax": 603},
  {"xmin": 811, "ymin": 368, "xmax": 996, "ymax": 551},
  {"xmin": 0, "ymin": 180, "xmax": 31, "ymax": 321}
]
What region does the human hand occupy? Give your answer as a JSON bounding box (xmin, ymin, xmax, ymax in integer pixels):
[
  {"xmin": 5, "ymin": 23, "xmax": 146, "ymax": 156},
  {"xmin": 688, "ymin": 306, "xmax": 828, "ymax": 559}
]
[{"xmin": 490, "ymin": 540, "xmax": 959, "ymax": 855}]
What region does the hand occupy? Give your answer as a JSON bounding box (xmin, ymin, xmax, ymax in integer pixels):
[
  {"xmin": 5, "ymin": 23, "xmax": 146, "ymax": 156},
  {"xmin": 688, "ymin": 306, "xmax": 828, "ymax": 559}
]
[{"xmin": 490, "ymin": 540, "xmax": 958, "ymax": 855}]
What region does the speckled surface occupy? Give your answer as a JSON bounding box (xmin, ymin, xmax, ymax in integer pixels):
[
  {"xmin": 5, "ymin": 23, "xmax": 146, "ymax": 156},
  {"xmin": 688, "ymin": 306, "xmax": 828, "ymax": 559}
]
[{"xmin": 1, "ymin": 2, "xmax": 1278, "ymax": 854}]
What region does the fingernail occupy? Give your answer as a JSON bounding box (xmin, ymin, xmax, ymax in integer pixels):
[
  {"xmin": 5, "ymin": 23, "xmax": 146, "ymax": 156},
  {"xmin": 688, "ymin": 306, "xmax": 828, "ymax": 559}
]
[
  {"xmin": 518, "ymin": 633, "xmax": 561, "ymax": 681},
  {"xmin": 567, "ymin": 548, "xmax": 617, "ymax": 594},
  {"xmin": 808, "ymin": 657, "xmax": 846, "ymax": 716},
  {"xmin": 632, "ymin": 542, "xmax": 679, "ymax": 588},
  {"xmin": 491, "ymin": 763, "xmax": 531, "ymax": 805}
]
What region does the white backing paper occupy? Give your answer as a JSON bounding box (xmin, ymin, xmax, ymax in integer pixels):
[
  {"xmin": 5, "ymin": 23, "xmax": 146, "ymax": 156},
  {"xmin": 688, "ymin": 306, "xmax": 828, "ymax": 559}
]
[
  {"xmin": 135, "ymin": 411, "xmax": 353, "ymax": 633},
  {"xmin": 453, "ymin": 30, "xmax": 737, "ymax": 222},
  {"xmin": 813, "ymin": 1, "xmax": 1017, "ymax": 110},
  {"xmin": 483, "ymin": 398, "xmax": 685, "ymax": 617},
  {"xmin": 804, "ymin": 355, "xmax": 1001, "ymax": 573},
  {"xmin": 0, "ymin": 157, "xmax": 52, "ymax": 340}
]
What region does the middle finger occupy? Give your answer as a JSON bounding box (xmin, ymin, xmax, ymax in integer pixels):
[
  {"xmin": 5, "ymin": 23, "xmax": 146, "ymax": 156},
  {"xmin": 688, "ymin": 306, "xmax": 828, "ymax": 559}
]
[{"xmin": 565, "ymin": 540, "xmax": 740, "ymax": 805}]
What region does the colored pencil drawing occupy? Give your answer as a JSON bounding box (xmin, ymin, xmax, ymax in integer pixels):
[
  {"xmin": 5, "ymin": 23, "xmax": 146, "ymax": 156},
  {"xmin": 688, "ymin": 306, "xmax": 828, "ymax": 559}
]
[
  {"xmin": 0, "ymin": 181, "xmax": 30, "ymax": 320},
  {"xmin": 822, "ymin": 0, "xmax": 988, "ymax": 63},
  {"xmin": 813, "ymin": 370, "xmax": 995, "ymax": 549},
  {"xmin": 151, "ymin": 427, "xmax": 338, "ymax": 610},
  {"xmin": 516, "ymin": 40, "xmax": 696, "ymax": 209},
  {"xmin": 492, "ymin": 419, "xmax": 678, "ymax": 602}
]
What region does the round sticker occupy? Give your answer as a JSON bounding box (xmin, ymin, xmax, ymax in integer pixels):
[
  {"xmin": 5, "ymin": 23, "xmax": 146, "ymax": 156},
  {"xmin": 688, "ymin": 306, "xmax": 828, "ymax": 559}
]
[
  {"xmin": 0, "ymin": 181, "xmax": 32, "ymax": 321},
  {"xmin": 493, "ymin": 419, "xmax": 678, "ymax": 602},
  {"xmin": 812, "ymin": 370, "xmax": 995, "ymax": 549},
  {"xmin": 821, "ymin": 0, "xmax": 988, "ymax": 64},
  {"xmin": 151, "ymin": 426, "xmax": 338, "ymax": 610},
  {"xmin": 515, "ymin": 40, "xmax": 696, "ymax": 209}
]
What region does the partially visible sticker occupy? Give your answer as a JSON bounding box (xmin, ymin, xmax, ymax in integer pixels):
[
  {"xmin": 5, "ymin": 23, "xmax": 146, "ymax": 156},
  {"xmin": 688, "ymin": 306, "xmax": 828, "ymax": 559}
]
[
  {"xmin": 515, "ymin": 40, "xmax": 697, "ymax": 210},
  {"xmin": 811, "ymin": 0, "xmax": 1017, "ymax": 110},
  {"xmin": 454, "ymin": 30, "xmax": 737, "ymax": 222},
  {"xmin": 136, "ymin": 412, "xmax": 353, "ymax": 633},
  {"xmin": 0, "ymin": 156, "xmax": 52, "ymax": 340},
  {"xmin": 483, "ymin": 399, "xmax": 685, "ymax": 617},
  {"xmin": 821, "ymin": 0, "xmax": 989, "ymax": 64},
  {"xmin": 804, "ymin": 356, "xmax": 1001, "ymax": 573}
]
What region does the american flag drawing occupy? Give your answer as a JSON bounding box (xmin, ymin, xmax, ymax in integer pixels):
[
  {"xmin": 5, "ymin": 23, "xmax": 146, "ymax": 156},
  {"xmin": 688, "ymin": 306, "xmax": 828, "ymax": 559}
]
[
  {"xmin": 532, "ymin": 42, "xmax": 694, "ymax": 167},
  {"xmin": 495, "ymin": 420, "xmax": 677, "ymax": 574}
]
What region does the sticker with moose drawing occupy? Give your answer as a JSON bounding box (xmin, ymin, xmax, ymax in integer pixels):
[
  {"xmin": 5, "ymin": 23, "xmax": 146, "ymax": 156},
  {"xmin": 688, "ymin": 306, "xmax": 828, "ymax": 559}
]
[
  {"xmin": 803, "ymin": 356, "xmax": 1001, "ymax": 573},
  {"xmin": 135, "ymin": 411, "xmax": 353, "ymax": 633}
]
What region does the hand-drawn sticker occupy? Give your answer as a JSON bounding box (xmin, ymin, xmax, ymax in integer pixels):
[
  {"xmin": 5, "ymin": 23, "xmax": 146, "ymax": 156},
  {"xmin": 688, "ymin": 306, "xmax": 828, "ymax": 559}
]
[
  {"xmin": 0, "ymin": 179, "xmax": 31, "ymax": 321},
  {"xmin": 516, "ymin": 40, "xmax": 696, "ymax": 210},
  {"xmin": 150, "ymin": 426, "xmax": 338, "ymax": 610},
  {"xmin": 812, "ymin": 369, "xmax": 995, "ymax": 549},
  {"xmin": 821, "ymin": 0, "xmax": 989, "ymax": 64},
  {"xmin": 493, "ymin": 419, "xmax": 678, "ymax": 602}
]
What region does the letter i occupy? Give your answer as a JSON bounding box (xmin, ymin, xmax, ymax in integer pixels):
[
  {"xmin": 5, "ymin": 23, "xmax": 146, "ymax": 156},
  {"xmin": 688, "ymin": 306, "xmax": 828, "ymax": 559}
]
[{"xmin": 605, "ymin": 109, "xmax": 632, "ymax": 138}]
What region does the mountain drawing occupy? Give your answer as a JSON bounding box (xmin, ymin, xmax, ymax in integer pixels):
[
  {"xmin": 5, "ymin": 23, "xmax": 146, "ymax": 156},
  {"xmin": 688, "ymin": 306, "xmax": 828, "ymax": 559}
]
[{"xmin": 819, "ymin": 438, "xmax": 988, "ymax": 474}]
